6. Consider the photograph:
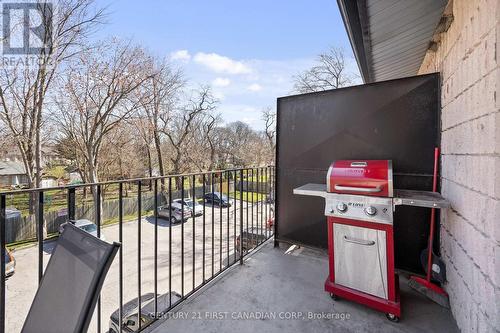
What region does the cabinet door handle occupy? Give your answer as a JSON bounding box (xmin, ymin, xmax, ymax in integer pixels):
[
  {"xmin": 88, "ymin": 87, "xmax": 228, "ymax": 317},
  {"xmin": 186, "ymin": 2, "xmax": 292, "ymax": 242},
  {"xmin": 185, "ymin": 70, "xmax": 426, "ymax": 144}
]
[{"xmin": 343, "ymin": 235, "xmax": 375, "ymax": 246}]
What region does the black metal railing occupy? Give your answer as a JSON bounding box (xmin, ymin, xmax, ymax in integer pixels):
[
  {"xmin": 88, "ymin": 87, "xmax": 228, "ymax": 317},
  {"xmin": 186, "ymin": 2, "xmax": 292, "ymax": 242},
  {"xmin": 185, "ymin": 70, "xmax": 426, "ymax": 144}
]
[{"xmin": 0, "ymin": 166, "xmax": 275, "ymax": 333}]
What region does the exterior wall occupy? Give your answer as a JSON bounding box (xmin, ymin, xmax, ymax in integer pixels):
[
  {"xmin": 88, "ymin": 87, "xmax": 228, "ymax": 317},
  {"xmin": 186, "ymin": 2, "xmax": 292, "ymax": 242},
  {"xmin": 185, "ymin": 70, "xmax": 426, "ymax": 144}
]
[
  {"xmin": 41, "ymin": 178, "xmax": 58, "ymax": 188},
  {"xmin": 0, "ymin": 174, "xmax": 28, "ymax": 186},
  {"xmin": 418, "ymin": 0, "xmax": 499, "ymax": 332}
]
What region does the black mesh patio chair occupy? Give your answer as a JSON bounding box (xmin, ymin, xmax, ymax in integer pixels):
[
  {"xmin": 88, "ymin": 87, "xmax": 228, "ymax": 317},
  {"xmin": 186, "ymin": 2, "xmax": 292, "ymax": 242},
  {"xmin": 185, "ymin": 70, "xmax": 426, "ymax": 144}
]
[{"xmin": 21, "ymin": 223, "xmax": 120, "ymax": 333}]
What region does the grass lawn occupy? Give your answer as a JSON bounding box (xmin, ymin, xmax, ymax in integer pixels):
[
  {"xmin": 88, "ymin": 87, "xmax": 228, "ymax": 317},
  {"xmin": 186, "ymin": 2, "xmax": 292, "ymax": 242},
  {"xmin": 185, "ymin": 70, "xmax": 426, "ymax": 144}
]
[
  {"xmin": 242, "ymin": 174, "xmax": 270, "ymax": 182},
  {"xmin": 101, "ymin": 210, "xmax": 153, "ymax": 226},
  {"xmin": 229, "ymin": 191, "xmax": 266, "ymax": 202}
]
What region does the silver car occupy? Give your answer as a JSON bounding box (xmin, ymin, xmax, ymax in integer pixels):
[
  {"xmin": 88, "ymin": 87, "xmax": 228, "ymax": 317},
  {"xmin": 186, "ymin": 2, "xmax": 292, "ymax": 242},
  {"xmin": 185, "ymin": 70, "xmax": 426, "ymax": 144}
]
[
  {"xmin": 173, "ymin": 198, "xmax": 204, "ymax": 216},
  {"xmin": 4, "ymin": 248, "xmax": 15, "ymax": 277},
  {"xmin": 157, "ymin": 202, "xmax": 192, "ymax": 224},
  {"xmin": 59, "ymin": 219, "xmax": 106, "ymax": 241}
]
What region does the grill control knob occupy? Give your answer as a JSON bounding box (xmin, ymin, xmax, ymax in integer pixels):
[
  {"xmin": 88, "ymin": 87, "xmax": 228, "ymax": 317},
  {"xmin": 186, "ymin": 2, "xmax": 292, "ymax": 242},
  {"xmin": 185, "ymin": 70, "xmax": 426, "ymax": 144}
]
[
  {"xmin": 336, "ymin": 203, "xmax": 347, "ymax": 213},
  {"xmin": 364, "ymin": 206, "xmax": 377, "ymax": 216}
]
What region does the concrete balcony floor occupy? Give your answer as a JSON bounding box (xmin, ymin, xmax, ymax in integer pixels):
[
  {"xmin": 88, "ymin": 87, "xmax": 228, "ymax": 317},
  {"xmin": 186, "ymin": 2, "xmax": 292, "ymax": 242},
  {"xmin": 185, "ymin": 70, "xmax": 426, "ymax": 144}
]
[{"xmin": 147, "ymin": 241, "xmax": 458, "ymax": 333}]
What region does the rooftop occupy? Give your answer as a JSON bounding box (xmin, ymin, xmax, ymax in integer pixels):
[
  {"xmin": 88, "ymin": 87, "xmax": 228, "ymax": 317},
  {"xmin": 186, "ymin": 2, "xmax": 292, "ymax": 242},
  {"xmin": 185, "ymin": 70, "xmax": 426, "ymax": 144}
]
[
  {"xmin": 0, "ymin": 160, "xmax": 26, "ymax": 176},
  {"xmin": 146, "ymin": 241, "xmax": 459, "ymax": 333},
  {"xmin": 338, "ymin": 0, "xmax": 448, "ymax": 82}
]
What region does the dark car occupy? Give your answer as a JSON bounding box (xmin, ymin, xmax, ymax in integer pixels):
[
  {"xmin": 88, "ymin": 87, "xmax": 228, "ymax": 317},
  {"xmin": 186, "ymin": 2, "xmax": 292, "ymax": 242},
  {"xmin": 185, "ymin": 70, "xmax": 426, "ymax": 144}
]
[
  {"xmin": 203, "ymin": 192, "xmax": 233, "ymax": 207},
  {"xmin": 236, "ymin": 227, "xmax": 268, "ymax": 254},
  {"xmin": 108, "ymin": 292, "xmax": 182, "ymax": 333}
]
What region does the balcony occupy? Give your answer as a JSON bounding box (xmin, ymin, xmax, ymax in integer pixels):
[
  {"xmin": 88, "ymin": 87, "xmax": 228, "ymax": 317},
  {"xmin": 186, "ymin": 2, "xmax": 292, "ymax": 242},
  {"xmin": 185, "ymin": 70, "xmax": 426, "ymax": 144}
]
[
  {"xmin": 0, "ymin": 166, "xmax": 458, "ymax": 332},
  {"xmin": 146, "ymin": 242, "xmax": 458, "ymax": 333}
]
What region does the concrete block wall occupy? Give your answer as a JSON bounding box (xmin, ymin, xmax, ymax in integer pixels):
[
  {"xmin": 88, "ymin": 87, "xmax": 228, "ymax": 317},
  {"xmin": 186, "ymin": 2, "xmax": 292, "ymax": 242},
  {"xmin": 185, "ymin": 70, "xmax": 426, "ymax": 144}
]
[{"xmin": 418, "ymin": 0, "xmax": 499, "ymax": 332}]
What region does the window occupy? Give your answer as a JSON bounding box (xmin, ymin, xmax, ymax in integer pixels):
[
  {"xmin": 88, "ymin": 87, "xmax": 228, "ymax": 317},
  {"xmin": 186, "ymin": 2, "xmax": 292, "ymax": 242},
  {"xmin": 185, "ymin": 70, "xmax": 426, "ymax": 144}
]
[{"xmin": 80, "ymin": 224, "xmax": 97, "ymax": 233}]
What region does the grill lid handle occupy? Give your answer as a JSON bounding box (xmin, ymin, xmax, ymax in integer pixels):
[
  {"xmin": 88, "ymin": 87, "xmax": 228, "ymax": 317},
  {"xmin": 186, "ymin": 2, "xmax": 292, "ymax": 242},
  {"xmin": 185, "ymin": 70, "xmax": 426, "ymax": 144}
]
[
  {"xmin": 350, "ymin": 161, "xmax": 367, "ymax": 167},
  {"xmin": 334, "ymin": 185, "xmax": 382, "ymax": 193}
]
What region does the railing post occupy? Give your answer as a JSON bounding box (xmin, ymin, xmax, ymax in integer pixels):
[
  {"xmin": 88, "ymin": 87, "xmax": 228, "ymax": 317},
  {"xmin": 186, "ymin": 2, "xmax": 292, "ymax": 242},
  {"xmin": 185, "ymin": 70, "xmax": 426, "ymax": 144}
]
[
  {"xmin": 219, "ymin": 173, "xmax": 222, "ymax": 271},
  {"xmin": 232, "ymin": 170, "xmax": 236, "ymax": 265},
  {"xmin": 154, "ymin": 179, "xmax": 158, "ymax": 316},
  {"xmin": 168, "ymin": 177, "xmax": 172, "ymax": 308},
  {"xmin": 118, "ymin": 183, "xmax": 123, "ymax": 333},
  {"xmin": 0, "ymin": 194, "xmax": 6, "ymax": 333},
  {"xmin": 239, "ymin": 169, "xmax": 244, "ymax": 265},
  {"xmin": 67, "ymin": 187, "xmax": 75, "ymax": 221},
  {"xmin": 37, "ymin": 191, "xmax": 44, "ymax": 283},
  {"xmin": 192, "ymin": 175, "xmax": 196, "ymax": 290},
  {"xmin": 137, "ymin": 180, "xmax": 142, "ymax": 331},
  {"xmin": 273, "ymin": 165, "xmax": 279, "ymax": 248},
  {"xmin": 226, "ymin": 170, "xmax": 230, "ymax": 268},
  {"xmin": 181, "ymin": 176, "xmax": 184, "ymax": 298},
  {"xmin": 202, "ymin": 174, "xmax": 206, "ymax": 282},
  {"xmin": 96, "ymin": 184, "xmax": 101, "ymax": 333},
  {"xmin": 211, "ymin": 173, "xmax": 214, "ymax": 277}
]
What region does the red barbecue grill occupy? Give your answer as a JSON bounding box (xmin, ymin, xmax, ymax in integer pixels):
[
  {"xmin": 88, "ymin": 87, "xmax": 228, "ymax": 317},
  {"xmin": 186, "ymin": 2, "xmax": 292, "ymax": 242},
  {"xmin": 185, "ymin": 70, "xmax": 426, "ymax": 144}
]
[{"xmin": 294, "ymin": 159, "xmax": 449, "ymax": 321}]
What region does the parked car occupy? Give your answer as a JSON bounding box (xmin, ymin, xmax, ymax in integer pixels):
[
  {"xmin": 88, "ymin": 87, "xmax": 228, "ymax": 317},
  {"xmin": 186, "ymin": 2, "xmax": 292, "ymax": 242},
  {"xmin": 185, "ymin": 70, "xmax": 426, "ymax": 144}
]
[
  {"xmin": 264, "ymin": 192, "xmax": 275, "ymax": 204},
  {"xmin": 59, "ymin": 219, "xmax": 106, "ymax": 241},
  {"xmin": 173, "ymin": 198, "xmax": 204, "ymax": 216},
  {"xmin": 266, "ymin": 205, "xmax": 275, "ymax": 229},
  {"xmin": 5, "ymin": 208, "xmax": 21, "ymax": 220},
  {"xmin": 157, "ymin": 202, "xmax": 192, "ymax": 224},
  {"xmin": 203, "ymin": 192, "xmax": 233, "ymax": 207},
  {"xmin": 108, "ymin": 292, "xmax": 182, "ymax": 333},
  {"xmin": 236, "ymin": 227, "xmax": 268, "ymax": 254},
  {"xmin": 4, "ymin": 247, "xmax": 15, "ymax": 278},
  {"xmin": 266, "ymin": 217, "xmax": 274, "ymax": 230}
]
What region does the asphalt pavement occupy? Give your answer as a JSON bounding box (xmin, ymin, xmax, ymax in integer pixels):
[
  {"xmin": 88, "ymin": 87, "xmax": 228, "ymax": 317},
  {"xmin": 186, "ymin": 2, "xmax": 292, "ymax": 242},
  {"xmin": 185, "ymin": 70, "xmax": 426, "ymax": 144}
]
[{"xmin": 5, "ymin": 201, "xmax": 272, "ymax": 333}]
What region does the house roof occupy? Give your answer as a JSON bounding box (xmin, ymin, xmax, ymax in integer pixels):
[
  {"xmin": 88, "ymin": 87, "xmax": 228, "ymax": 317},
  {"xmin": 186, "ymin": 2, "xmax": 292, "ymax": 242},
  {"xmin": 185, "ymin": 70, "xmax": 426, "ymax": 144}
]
[
  {"xmin": 0, "ymin": 160, "xmax": 27, "ymax": 176},
  {"xmin": 337, "ymin": 0, "xmax": 448, "ymax": 83}
]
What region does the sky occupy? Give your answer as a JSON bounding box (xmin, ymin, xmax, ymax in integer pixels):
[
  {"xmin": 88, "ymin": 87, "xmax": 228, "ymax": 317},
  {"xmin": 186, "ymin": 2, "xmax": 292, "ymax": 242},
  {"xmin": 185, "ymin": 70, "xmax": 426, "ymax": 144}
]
[{"xmin": 92, "ymin": 0, "xmax": 360, "ymax": 129}]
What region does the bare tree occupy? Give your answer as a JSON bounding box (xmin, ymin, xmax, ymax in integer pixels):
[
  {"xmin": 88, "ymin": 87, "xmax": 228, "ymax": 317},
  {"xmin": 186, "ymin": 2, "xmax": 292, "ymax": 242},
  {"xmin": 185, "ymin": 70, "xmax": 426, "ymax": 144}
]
[
  {"xmin": 99, "ymin": 123, "xmax": 145, "ymax": 182},
  {"xmin": 133, "ymin": 117, "xmax": 155, "ymax": 179},
  {"xmin": 54, "ymin": 40, "xmax": 152, "ymax": 195},
  {"xmin": 223, "ymin": 121, "xmax": 259, "ymax": 167},
  {"xmin": 0, "ymin": 0, "xmax": 106, "ymax": 192},
  {"xmin": 163, "ymin": 86, "xmax": 217, "ymax": 177},
  {"xmin": 293, "ymin": 47, "xmax": 356, "ymax": 93},
  {"xmin": 136, "ymin": 57, "xmax": 184, "ymax": 186},
  {"xmin": 262, "ymin": 107, "xmax": 276, "ymax": 151},
  {"xmin": 202, "ymin": 113, "xmax": 223, "ymax": 171}
]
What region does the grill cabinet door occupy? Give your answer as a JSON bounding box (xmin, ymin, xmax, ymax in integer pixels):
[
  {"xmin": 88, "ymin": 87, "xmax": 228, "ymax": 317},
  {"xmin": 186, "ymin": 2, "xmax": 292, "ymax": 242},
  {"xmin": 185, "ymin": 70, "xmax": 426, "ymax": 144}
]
[{"xmin": 333, "ymin": 223, "xmax": 388, "ymax": 299}]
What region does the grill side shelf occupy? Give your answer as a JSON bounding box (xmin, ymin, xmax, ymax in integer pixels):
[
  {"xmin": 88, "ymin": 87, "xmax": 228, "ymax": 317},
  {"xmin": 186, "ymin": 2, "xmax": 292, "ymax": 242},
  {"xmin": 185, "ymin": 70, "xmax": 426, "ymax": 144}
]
[
  {"xmin": 293, "ymin": 183, "xmax": 328, "ymax": 198},
  {"xmin": 293, "ymin": 185, "xmax": 451, "ymax": 209},
  {"xmin": 393, "ymin": 189, "xmax": 450, "ymax": 209}
]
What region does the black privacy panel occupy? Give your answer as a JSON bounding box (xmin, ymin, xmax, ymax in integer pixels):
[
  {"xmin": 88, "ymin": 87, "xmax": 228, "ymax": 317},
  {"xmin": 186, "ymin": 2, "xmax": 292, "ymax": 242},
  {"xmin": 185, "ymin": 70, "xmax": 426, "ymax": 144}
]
[{"xmin": 276, "ymin": 73, "xmax": 440, "ymax": 273}]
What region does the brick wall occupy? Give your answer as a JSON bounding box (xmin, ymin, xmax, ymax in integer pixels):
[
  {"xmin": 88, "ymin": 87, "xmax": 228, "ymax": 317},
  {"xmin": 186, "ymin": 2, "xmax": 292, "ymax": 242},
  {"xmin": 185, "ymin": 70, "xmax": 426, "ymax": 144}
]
[{"xmin": 417, "ymin": 0, "xmax": 499, "ymax": 332}]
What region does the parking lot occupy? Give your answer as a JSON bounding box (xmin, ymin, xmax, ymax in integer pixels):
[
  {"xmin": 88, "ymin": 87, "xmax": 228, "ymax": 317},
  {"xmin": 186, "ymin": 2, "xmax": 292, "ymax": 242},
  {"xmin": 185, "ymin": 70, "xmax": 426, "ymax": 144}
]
[{"xmin": 5, "ymin": 201, "xmax": 272, "ymax": 333}]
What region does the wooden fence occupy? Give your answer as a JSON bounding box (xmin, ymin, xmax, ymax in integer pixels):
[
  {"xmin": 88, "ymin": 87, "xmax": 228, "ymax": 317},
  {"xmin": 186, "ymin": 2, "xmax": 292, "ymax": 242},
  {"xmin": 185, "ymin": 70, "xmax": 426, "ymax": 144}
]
[{"xmin": 4, "ymin": 183, "xmax": 234, "ymax": 244}]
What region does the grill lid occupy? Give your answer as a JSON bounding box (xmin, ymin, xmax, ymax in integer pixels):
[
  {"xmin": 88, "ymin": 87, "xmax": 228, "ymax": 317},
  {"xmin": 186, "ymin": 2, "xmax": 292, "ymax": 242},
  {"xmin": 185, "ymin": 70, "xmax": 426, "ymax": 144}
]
[{"xmin": 327, "ymin": 160, "xmax": 393, "ymax": 197}]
